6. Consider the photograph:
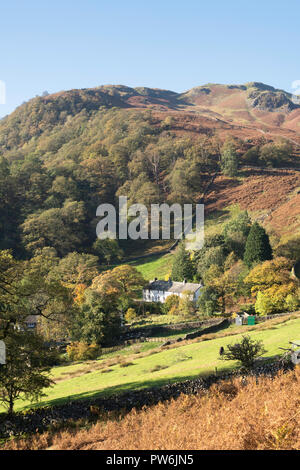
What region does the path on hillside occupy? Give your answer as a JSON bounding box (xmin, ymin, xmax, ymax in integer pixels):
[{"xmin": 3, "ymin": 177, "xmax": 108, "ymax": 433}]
[{"xmin": 116, "ymin": 169, "xmax": 220, "ymax": 264}]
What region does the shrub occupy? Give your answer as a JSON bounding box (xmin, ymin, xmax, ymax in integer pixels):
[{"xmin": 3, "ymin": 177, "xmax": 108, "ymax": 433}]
[
  {"xmin": 285, "ymin": 293, "xmax": 300, "ymax": 312},
  {"xmin": 120, "ymin": 361, "xmax": 135, "ymax": 368},
  {"xmin": 221, "ymin": 335, "xmax": 266, "ymax": 370},
  {"xmin": 66, "ymin": 342, "xmax": 101, "ymax": 361},
  {"xmin": 150, "ymin": 364, "xmax": 169, "ymax": 372},
  {"xmin": 125, "ymin": 308, "xmax": 138, "ymax": 323},
  {"xmin": 162, "ymin": 294, "xmax": 180, "ymax": 314}
]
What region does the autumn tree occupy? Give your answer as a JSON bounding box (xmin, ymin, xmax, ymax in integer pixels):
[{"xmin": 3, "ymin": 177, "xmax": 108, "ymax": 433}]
[
  {"xmin": 93, "ymin": 239, "xmax": 124, "ymax": 266},
  {"xmin": 0, "ymin": 251, "xmax": 25, "ymax": 339},
  {"xmin": 259, "ymin": 140, "xmax": 292, "ymax": 167},
  {"xmin": 199, "ymin": 260, "xmax": 246, "ymax": 315},
  {"xmin": 202, "ymin": 264, "xmax": 238, "ymax": 313},
  {"xmin": 22, "ymin": 200, "xmax": 87, "ymax": 256},
  {"xmin": 49, "ymin": 252, "xmax": 99, "ymax": 286},
  {"xmin": 91, "ymin": 265, "xmax": 146, "ymax": 312},
  {"xmin": 244, "ymin": 257, "xmax": 299, "ymax": 315}
]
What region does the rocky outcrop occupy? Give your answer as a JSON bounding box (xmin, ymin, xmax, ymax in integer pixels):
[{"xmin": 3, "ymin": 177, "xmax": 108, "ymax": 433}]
[{"xmin": 247, "ymin": 90, "xmax": 297, "ymax": 113}]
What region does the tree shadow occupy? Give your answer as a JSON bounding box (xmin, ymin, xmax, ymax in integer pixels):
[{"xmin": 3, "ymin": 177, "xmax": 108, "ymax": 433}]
[{"xmin": 20, "ymin": 364, "xmax": 240, "ymax": 411}]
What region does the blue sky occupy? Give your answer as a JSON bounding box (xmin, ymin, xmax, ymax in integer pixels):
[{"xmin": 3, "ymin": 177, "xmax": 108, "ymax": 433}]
[{"xmin": 0, "ymin": 0, "xmax": 300, "ymax": 118}]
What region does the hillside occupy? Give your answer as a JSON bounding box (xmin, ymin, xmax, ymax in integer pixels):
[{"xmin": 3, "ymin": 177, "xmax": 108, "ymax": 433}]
[
  {"xmin": 0, "ymin": 81, "xmax": 299, "ymax": 261},
  {"xmin": 5, "ymin": 368, "xmax": 300, "ymax": 450},
  {"xmin": 2, "ymin": 82, "xmax": 300, "ymax": 150},
  {"xmin": 3, "ymin": 313, "xmax": 299, "ymax": 413},
  {"xmin": 2, "ymin": 313, "xmax": 300, "ymax": 450}
]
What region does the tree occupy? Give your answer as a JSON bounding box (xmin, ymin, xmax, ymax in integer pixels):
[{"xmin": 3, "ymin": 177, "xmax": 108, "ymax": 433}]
[
  {"xmin": 0, "ymin": 249, "xmax": 75, "ymax": 342},
  {"xmin": 49, "ymin": 252, "xmax": 99, "ymax": 286},
  {"xmin": 275, "ymin": 235, "xmax": 300, "ymax": 261},
  {"xmin": 242, "ymin": 146, "xmax": 260, "ymax": 166},
  {"xmin": 196, "ymin": 245, "xmax": 227, "ymax": 280},
  {"xmin": 171, "ymin": 243, "xmax": 195, "ymax": 282},
  {"xmin": 0, "ymin": 331, "xmax": 53, "ymax": 414},
  {"xmin": 66, "ymin": 341, "xmax": 100, "ymax": 361},
  {"xmin": 220, "ymin": 140, "xmax": 238, "ymax": 177},
  {"xmin": 93, "ymin": 239, "xmax": 124, "ymax": 266},
  {"xmin": 244, "ymin": 222, "xmax": 272, "ymax": 268},
  {"xmin": 124, "ymin": 307, "xmax": 138, "ymax": 323},
  {"xmin": 91, "ymin": 265, "xmax": 146, "ymax": 312},
  {"xmin": 72, "ymin": 289, "xmax": 122, "ymax": 346},
  {"xmin": 21, "ymin": 200, "xmax": 87, "ymax": 256},
  {"xmin": 197, "ymin": 285, "xmax": 221, "ymax": 316},
  {"xmin": 0, "ymin": 250, "xmax": 26, "ymax": 339},
  {"xmin": 223, "ymin": 211, "xmax": 252, "ymax": 258},
  {"xmin": 221, "ymin": 335, "xmax": 266, "ymax": 370},
  {"xmin": 167, "ymin": 158, "xmax": 204, "ymax": 204},
  {"xmin": 244, "ymin": 257, "xmax": 299, "ymax": 315},
  {"xmin": 259, "ymin": 141, "xmax": 292, "ymax": 167},
  {"xmin": 202, "ymin": 264, "xmax": 240, "ymax": 314},
  {"xmin": 175, "ymin": 291, "xmax": 196, "ymax": 317},
  {"xmin": 162, "ymin": 294, "xmax": 180, "ymax": 314}
]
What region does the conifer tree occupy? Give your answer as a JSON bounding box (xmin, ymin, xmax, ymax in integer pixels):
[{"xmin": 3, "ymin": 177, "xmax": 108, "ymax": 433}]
[
  {"xmin": 171, "ymin": 242, "xmax": 195, "ymax": 281},
  {"xmin": 244, "ymin": 222, "xmax": 272, "ymax": 267}
]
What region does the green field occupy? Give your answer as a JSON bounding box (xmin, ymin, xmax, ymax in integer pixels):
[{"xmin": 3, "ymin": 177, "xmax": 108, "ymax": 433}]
[
  {"xmin": 130, "ymin": 253, "xmax": 174, "ymax": 280},
  {"xmin": 127, "ymin": 204, "xmax": 249, "ymax": 281},
  {"xmin": 6, "ymin": 314, "xmax": 300, "ymax": 413}
]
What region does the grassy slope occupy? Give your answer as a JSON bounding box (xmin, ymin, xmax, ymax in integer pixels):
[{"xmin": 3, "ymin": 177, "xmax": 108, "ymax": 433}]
[
  {"xmin": 129, "ymin": 204, "xmax": 244, "ymax": 281},
  {"xmin": 8, "ymin": 315, "xmax": 300, "ymax": 412},
  {"xmin": 129, "ymin": 253, "xmax": 173, "ymax": 281}
]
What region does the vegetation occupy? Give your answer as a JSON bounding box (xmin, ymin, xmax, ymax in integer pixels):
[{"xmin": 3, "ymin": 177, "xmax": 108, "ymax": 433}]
[
  {"xmin": 242, "ymin": 140, "xmax": 293, "ymax": 167},
  {"xmin": 171, "ymin": 242, "xmax": 195, "ymax": 282},
  {"xmin": 2, "ymin": 314, "xmax": 299, "ymax": 413},
  {"xmin": 244, "ymin": 222, "xmax": 273, "ymax": 268},
  {"xmin": 245, "ymin": 257, "xmax": 300, "ymax": 315},
  {"xmin": 221, "ymin": 139, "xmax": 238, "ymax": 176},
  {"xmin": 4, "ymin": 365, "xmax": 300, "ymax": 450},
  {"xmin": 221, "ymin": 335, "xmax": 266, "ymax": 369},
  {"xmin": 66, "ymin": 342, "xmax": 101, "ymax": 361},
  {"xmin": 0, "ymin": 84, "xmax": 299, "ymax": 430},
  {"xmin": 0, "ymin": 331, "xmax": 53, "ymax": 414}
]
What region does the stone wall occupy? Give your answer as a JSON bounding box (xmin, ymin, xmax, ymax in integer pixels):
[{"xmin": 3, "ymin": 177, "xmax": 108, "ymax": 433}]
[{"xmin": 0, "ymin": 359, "xmax": 293, "ymax": 439}]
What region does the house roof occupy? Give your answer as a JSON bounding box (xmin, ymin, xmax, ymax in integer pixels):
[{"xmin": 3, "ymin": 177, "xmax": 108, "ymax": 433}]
[
  {"xmin": 25, "ymin": 315, "xmax": 38, "ymax": 324},
  {"xmin": 144, "ymin": 279, "xmax": 202, "ymax": 294}
]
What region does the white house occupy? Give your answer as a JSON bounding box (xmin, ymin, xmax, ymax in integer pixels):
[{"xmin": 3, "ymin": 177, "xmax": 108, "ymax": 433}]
[{"xmin": 143, "ymin": 278, "xmax": 203, "ymax": 304}]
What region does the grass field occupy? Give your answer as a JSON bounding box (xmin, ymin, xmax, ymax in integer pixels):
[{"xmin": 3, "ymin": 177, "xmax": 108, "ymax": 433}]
[
  {"xmin": 6, "ymin": 314, "xmax": 300, "ymax": 413},
  {"xmin": 127, "ymin": 204, "xmax": 247, "ymax": 281},
  {"xmin": 130, "ymin": 253, "xmax": 174, "ymax": 280}
]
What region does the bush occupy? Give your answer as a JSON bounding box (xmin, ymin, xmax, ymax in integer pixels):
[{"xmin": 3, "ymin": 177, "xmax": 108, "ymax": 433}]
[
  {"xmin": 221, "ymin": 335, "xmax": 266, "ymax": 370},
  {"xmin": 162, "ymin": 294, "xmax": 180, "ymax": 314},
  {"xmin": 125, "ymin": 308, "xmax": 138, "ymax": 323},
  {"xmin": 285, "ymin": 293, "xmax": 300, "ymax": 312},
  {"xmin": 139, "ymin": 301, "xmax": 163, "ymax": 315},
  {"xmin": 66, "ymin": 342, "xmax": 101, "ymax": 361},
  {"xmin": 239, "ymin": 303, "xmax": 256, "ymax": 315},
  {"xmin": 120, "ymin": 362, "xmax": 135, "ymax": 368}
]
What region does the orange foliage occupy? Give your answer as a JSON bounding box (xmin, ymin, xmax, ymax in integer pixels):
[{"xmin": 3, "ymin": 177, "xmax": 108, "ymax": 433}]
[
  {"xmin": 4, "ymin": 367, "xmax": 300, "ymax": 450},
  {"xmin": 73, "ymin": 283, "xmax": 87, "ymax": 305}
]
